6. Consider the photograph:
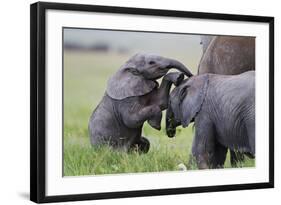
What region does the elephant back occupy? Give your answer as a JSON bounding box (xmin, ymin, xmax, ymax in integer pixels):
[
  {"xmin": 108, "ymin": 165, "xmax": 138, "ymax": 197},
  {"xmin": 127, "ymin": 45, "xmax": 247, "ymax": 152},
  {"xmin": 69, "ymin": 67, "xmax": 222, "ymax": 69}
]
[{"xmin": 198, "ymin": 36, "xmax": 255, "ymax": 75}]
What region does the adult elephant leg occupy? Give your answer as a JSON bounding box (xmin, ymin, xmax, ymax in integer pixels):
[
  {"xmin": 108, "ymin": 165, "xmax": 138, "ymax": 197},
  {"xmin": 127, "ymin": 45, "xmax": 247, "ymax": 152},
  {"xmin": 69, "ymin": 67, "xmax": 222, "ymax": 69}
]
[{"xmin": 147, "ymin": 72, "xmax": 184, "ymax": 129}]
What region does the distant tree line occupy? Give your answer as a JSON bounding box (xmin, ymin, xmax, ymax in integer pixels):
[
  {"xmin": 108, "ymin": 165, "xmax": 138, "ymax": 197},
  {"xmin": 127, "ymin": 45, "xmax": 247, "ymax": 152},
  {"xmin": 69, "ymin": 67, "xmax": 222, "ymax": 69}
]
[{"xmin": 64, "ymin": 42, "xmax": 129, "ymax": 54}]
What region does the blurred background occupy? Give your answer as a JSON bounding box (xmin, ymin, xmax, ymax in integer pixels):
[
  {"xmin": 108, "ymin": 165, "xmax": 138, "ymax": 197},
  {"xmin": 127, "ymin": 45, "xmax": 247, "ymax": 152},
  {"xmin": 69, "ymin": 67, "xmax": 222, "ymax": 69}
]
[{"xmin": 64, "ymin": 28, "xmax": 202, "ymax": 65}]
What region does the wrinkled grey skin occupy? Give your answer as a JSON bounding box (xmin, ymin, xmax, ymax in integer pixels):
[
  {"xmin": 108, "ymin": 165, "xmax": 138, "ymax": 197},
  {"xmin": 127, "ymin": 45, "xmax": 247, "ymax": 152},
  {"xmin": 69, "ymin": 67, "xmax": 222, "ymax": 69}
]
[
  {"xmin": 89, "ymin": 53, "xmax": 193, "ymax": 153},
  {"xmin": 166, "ymin": 71, "xmax": 255, "ymax": 169},
  {"xmin": 198, "ymin": 36, "xmax": 255, "ymax": 75},
  {"xmin": 198, "ymin": 35, "xmax": 255, "ymax": 166}
]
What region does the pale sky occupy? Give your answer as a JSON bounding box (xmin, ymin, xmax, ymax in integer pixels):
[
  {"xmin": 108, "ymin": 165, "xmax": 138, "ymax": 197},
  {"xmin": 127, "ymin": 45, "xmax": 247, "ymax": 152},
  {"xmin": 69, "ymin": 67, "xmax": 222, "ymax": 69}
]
[
  {"xmin": 64, "ymin": 28, "xmax": 202, "ymax": 55},
  {"xmin": 64, "ymin": 28, "xmax": 204, "ymax": 71}
]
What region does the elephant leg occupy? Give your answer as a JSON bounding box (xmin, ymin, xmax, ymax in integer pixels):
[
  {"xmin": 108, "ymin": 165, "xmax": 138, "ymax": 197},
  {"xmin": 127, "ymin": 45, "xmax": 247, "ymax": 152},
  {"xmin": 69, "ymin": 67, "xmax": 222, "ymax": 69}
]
[
  {"xmin": 130, "ymin": 136, "xmax": 150, "ymax": 153},
  {"xmin": 190, "ymin": 136, "xmax": 227, "ymax": 169},
  {"xmin": 122, "ymin": 105, "xmax": 162, "ymax": 129},
  {"xmin": 122, "ymin": 73, "xmax": 183, "ymax": 130},
  {"xmin": 127, "ymin": 72, "xmax": 184, "ymax": 130},
  {"xmin": 192, "ymin": 117, "xmax": 216, "ymax": 169},
  {"xmin": 211, "ymin": 142, "xmax": 227, "ymax": 168}
]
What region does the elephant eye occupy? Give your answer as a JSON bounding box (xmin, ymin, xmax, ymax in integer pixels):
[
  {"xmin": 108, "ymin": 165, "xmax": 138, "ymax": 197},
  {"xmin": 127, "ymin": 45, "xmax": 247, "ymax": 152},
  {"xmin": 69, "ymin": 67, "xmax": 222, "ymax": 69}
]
[{"xmin": 149, "ymin": 61, "xmax": 156, "ymax": 65}]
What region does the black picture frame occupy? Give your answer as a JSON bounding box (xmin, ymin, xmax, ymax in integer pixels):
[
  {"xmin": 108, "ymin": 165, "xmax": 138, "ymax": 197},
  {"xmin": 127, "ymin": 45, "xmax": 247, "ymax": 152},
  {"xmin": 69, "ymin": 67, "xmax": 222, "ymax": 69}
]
[{"xmin": 30, "ymin": 1, "xmax": 274, "ymax": 203}]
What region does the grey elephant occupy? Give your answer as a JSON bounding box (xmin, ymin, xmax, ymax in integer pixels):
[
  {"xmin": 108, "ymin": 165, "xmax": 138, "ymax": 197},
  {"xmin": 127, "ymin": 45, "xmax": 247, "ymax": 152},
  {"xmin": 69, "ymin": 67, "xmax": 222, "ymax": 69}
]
[
  {"xmin": 166, "ymin": 71, "xmax": 255, "ymax": 169},
  {"xmin": 198, "ymin": 36, "xmax": 255, "ymax": 75},
  {"xmin": 89, "ymin": 53, "xmax": 193, "ymax": 153},
  {"xmin": 198, "ymin": 35, "xmax": 255, "ymax": 166}
]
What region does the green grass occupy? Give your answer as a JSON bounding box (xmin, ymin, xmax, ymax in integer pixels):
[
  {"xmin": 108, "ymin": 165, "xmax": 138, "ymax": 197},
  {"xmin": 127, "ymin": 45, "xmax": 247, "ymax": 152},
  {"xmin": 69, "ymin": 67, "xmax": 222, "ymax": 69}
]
[{"xmin": 63, "ymin": 51, "xmax": 255, "ymax": 176}]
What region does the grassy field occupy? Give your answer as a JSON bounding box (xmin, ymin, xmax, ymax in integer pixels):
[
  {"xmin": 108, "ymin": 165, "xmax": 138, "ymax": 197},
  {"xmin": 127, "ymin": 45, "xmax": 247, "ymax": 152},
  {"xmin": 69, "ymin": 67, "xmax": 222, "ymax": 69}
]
[{"xmin": 63, "ymin": 51, "xmax": 255, "ymax": 176}]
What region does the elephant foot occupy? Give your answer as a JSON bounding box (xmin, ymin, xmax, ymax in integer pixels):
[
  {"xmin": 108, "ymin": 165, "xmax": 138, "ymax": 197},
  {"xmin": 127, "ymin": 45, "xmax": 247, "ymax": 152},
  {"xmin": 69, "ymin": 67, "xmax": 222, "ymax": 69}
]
[
  {"xmin": 164, "ymin": 72, "xmax": 184, "ymax": 86},
  {"xmin": 131, "ymin": 136, "xmax": 150, "ymax": 154}
]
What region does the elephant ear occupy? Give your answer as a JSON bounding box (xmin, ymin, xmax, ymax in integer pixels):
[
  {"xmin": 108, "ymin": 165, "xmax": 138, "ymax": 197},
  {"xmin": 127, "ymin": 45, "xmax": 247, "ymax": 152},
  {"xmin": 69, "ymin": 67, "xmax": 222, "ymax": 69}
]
[
  {"xmin": 181, "ymin": 74, "xmax": 209, "ymax": 127},
  {"xmin": 106, "ymin": 67, "xmax": 158, "ymax": 100}
]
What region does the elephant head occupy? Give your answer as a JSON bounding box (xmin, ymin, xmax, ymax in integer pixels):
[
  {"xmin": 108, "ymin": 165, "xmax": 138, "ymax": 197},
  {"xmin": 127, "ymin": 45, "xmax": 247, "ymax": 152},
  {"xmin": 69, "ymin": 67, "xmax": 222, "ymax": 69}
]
[
  {"xmin": 166, "ymin": 74, "xmax": 209, "ymax": 137},
  {"xmin": 106, "ymin": 53, "xmax": 193, "ymax": 100}
]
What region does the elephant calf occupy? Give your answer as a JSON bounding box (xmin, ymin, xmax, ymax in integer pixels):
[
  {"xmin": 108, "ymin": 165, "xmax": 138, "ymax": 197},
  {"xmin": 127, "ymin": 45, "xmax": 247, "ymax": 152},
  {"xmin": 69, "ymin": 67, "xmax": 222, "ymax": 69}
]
[
  {"xmin": 166, "ymin": 71, "xmax": 255, "ymax": 169},
  {"xmin": 89, "ymin": 53, "xmax": 193, "ymax": 153}
]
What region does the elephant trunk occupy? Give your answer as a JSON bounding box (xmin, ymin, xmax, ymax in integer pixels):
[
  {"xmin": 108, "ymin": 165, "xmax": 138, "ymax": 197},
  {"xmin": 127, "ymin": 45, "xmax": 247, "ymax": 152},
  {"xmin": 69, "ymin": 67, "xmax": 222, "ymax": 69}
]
[
  {"xmin": 168, "ymin": 59, "xmax": 193, "ymax": 77},
  {"xmin": 166, "ymin": 104, "xmax": 177, "ymax": 138}
]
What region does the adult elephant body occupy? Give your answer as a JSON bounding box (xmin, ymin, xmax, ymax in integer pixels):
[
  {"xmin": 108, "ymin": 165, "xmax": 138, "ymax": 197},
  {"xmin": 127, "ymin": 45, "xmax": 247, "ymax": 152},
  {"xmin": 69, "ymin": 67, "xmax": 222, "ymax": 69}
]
[
  {"xmin": 198, "ymin": 36, "xmax": 255, "ymax": 75},
  {"xmin": 89, "ymin": 53, "xmax": 192, "ymax": 152},
  {"xmin": 166, "ymin": 71, "xmax": 255, "ymax": 169}
]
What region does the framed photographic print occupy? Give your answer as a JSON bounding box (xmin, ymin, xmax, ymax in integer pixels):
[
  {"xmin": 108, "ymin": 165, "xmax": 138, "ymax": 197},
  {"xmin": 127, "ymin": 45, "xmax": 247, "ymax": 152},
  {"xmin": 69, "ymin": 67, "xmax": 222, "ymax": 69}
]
[{"xmin": 30, "ymin": 1, "xmax": 274, "ymax": 203}]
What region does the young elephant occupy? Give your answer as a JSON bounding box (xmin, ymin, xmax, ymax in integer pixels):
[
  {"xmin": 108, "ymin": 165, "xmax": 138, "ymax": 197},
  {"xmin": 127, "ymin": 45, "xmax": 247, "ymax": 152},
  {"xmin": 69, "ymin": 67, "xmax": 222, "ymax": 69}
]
[
  {"xmin": 89, "ymin": 53, "xmax": 193, "ymax": 153},
  {"xmin": 166, "ymin": 71, "xmax": 255, "ymax": 169}
]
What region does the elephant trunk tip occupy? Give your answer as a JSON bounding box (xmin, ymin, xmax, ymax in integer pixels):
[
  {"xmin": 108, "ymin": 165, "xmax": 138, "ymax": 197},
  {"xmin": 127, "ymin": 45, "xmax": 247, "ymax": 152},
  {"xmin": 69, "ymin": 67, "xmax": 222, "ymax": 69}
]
[
  {"xmin": 166, "ymin": 128, "xmax": 176, "ymax": 138},
  {"xmin": 166, "ymin": 118, "xmax": 177, "ymax": 138}
]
